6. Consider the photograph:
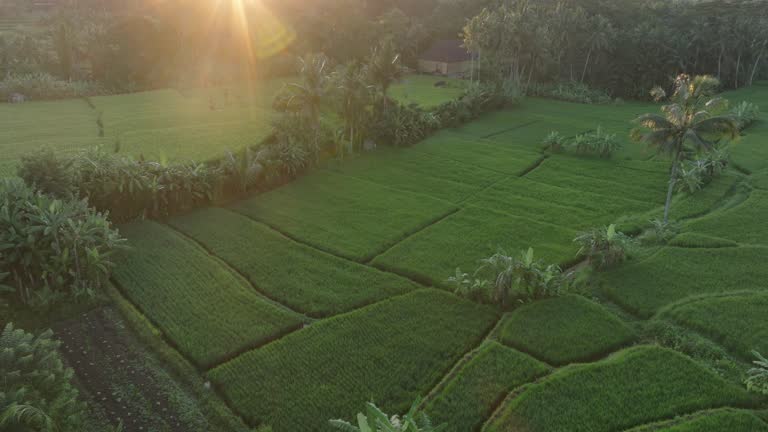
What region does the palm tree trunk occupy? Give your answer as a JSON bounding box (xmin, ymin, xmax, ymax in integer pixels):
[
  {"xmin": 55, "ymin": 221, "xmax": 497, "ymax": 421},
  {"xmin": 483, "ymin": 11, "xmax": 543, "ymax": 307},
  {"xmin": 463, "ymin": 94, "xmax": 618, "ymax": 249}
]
[
  {"xmin": 663, "ymin": 155, "xmax": 680, "ymax": 224},
  {"xmin": 735, "ymin": 52, "xmax": 742, "ymax": 88},
  {"xmin": 749, "ymin": 46, "xmax": 765, "ymax": 86},
  {"xmin": 581, "ymin": 47, "xmax": 593, "ymax": 83}
]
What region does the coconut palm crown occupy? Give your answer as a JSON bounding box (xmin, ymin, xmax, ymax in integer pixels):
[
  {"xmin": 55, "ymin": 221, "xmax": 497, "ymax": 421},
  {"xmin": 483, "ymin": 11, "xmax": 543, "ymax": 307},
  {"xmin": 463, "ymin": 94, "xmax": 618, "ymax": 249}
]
[{"xmin": 631, "ymin": 74, "xmax": 739, "ymax": 224}]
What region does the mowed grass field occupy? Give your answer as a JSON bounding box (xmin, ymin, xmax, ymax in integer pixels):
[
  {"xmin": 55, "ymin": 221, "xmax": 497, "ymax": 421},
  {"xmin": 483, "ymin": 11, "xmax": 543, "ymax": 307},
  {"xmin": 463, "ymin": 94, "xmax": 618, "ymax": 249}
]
[
  {"xmin": 0, "ymin": 74, "xmax": 460, "ymax": 176},
  {"xmin": 102, "ymin": 83, "xmax": 768, "ymax": 431}
]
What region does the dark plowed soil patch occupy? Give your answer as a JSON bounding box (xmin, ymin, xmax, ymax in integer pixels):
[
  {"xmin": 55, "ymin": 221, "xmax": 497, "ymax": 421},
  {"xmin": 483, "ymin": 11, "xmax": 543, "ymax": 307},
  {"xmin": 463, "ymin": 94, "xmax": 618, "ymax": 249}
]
[{"xmin": 54, "ymin": 308, "xmax": 210, "ymax": 432}]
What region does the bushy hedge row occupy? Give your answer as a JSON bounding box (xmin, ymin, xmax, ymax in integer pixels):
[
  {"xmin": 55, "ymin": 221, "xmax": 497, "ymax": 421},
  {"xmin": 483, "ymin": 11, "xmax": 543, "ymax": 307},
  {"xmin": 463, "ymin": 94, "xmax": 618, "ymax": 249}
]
[
  {"xmin": 0, "ymin": 179, "xmax": 124, "ymax": 309},
  {"xmin": 0, "ymin": 73, "xmax": 104, "ymax": 101}
]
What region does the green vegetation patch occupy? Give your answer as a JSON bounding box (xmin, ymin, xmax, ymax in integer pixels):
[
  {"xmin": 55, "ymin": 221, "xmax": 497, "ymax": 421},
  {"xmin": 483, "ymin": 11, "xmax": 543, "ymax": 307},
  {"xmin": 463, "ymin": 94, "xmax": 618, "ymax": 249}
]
[
  {"xmin": 425, "ymin": 341, "xmax": 549, "ymax": 432},
  {"xmin": 0, "ymin": 99, "xmax": 101, "ymax": 176},
  {"xmin": 669, "ymin": 232, "xmax": 739, "ymax": 248},
  {"xmin": 497, "ymin": 295, "xmax": 636, "ymax": 365},
  {"xmin": 468, "ymin": 177, "xmax": 650, "ymax": 229},
  {"xmin": 168, "ymin": 208, "xmax": 418, "ymax": 317},
  {"xmin": 486, "ymin": 346, "xmax": 754, "ymax": 432},
  {"xmin": 732, "ymin": 121, "xmax": 768, "ymax": 173},
  {"xmin": 230, "ymin": 170, "xmax": 457, "ymax": 262},
  {"xmin": 322, "ymin": 146, "xmax": 506, "ymax": 203},
  {"xmin": 372, "ymin": 206, "xmax": 578, "ymax": 286},
  {"xmin": 686, "ymin": 189, "xmax": 768, "ymax": 246},
  {"xmin": 412, "ymin": 130, "xmax": 544, "ymax": 174},
  {"xmin": 113, "ymin": 221, "xmax": 303, "ymax": 368},
  {"xmin": 208, "ymin": 289, "xmax": 498, "ymax": 431},
  {"xmin": 602, "ymin": 245, "xmax": 768, "ymax": 317},
  {"xmin": 389, "ymin": 75, "xmax": 465, "ymax": 108},
  {"xmin": 659, "ymin": 292, "xmax": 768, "ymax": 360},
  {"xmin": 627, "ymin": 408, "xmax": 768, "ymax": 432},
  {"xmin": 526, "ymin": 155, "xmax": 668, "ymax": 205}
]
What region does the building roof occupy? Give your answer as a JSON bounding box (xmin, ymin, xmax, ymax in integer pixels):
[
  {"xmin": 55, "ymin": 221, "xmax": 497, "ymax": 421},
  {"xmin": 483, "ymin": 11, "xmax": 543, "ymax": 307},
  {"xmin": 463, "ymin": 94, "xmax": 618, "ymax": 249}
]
[{"xmin": 420, "ymin": 39, "xmax": 471, "ymax": 63}]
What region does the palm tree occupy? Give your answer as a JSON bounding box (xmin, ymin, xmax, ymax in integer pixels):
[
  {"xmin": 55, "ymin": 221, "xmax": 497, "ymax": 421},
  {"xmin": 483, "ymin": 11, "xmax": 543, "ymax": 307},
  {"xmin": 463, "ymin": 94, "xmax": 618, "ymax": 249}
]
[
  {"xmin": 631, "ymin": 74, "xmax": 738, "ymax": 224},
  {"xmin": 367, "ymin": 40, "xmax": 403, "ymax": 110},
  {"xmin": 331, "ymin": 62, "xmax": 373, "ymax": 153}
]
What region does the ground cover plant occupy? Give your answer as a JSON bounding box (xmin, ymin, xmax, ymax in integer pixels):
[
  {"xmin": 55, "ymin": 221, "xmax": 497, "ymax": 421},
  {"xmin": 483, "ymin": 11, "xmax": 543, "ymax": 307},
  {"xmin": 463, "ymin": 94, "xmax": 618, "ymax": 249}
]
[
  {"xmin": 168, "ymin": 207, "xmax": 418, "ymax": 317},
  {"xmin": 497, "ymin": 295, "xmax": 636, "ymax": 365},
  {"xmin": 601, "ymin": 245, "xmax": 768, "ymax": 317},
  {"xmin": 230, "ymin": 170, "xmax": 457, "ymax": 262},
  {"xmin": 485, "ymin": 346, "xmax": 756, "ymax": 432},
  {"xmin": 112, "ymin": 221, "xmax": 303, "ymax": 368},
  {"xmin": 372, "ymin": 206, "xmax": 578, "ymax": 287},
  {"xmin": 208, "ymin": 289, "xmax": 498, "ymax": 431},
  {"xmin": 626, "ymin": 408, "xmax": 768, "ymax": 432},
  {"xmin": 424, "ymin": 341, "xmax": 549, "ymax": 432},
  {"xmin": 659, "ymin": 292, "xmax": 768, "ymax": 360}
]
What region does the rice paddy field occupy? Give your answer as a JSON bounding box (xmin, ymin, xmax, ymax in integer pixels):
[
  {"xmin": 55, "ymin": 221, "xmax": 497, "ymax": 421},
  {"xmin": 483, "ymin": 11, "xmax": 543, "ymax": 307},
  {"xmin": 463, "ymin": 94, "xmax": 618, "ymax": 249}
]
[
  {"xmin": 8, "ymin": 79, "xmax": 768, "ymax": 431},
  {"xmin": 0, "ymin": 74, "xmax": 458, "ymax": 176}
]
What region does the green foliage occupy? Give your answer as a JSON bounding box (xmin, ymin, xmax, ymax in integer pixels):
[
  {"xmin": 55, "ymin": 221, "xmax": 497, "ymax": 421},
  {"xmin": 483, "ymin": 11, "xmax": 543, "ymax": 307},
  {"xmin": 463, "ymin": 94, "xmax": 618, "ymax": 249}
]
[
  {"xmin": 640, "ymin": 218, "xmax": 680, "ymax": 245},
  {"xmin": 627, "ymin": 408, "xmax": 768, "ymax": 432},
  {"xmin": 486, "ymin": 346, "xmax": 755, "ymax": 432},
  {"xmin": 432, "ymin": 82, "xmax": 520, "ymax": 129},
  {"xmin": 746, "ymin": 351, "xmax": 768, "ymax": 395},
  {"xmin": 208, "ymin": 289, "xmax": 497, "ymax": 432},
  {"xmin": 17, "ymin": 147, "xmax": 75, "ymax": 198},
  {"xmin": 424, "ymin": 341, "xmax": 548, "ymax": 432},
  {"xmin": 602, "ymin": 246, "xmax": 768, "ymax": 317},
  {"xmin": 574, "ymin": 224, "xmax": 633, "ymax": 270},
  {"xmin": 544, "ymin": 127, "xmax": 622, "ymax": 158},
  {"xmin": 730, "ymin": 101, "xmax": 761, "ymax": 130},
  {"xmin": 529, "ymin": 81, "xmax": 613, "ymax": 105},
  {"xmin": 231, "ymin": 170, "xmax": 457, "ymax": 262},
  {"xmin": 0, "ymin": 178, "xmax": 124, "ymax": 309},
  {"xmin": 632, "ymin": 74, "xmax": 739, "ymax": 223},
  {"xmin": 477, "ymin": 247, "xmax": 572, "ymax": 306},
  {"xmin": 659, "ymin": 293, "xmax": 768, "ymax": 360},
  {"xmin": 0, "ymin": 323, "xmax": 84, "ymax": 432},
  {"xmin": 0, "ymin": 72, "xmax": 103, "ymax": 101},
  {"xmin": 542, "ymin": 131, "xmax": 567, "ymax": 152},
  {"xmin": 113, "ymin": 221, "xmax": 302, "ymax": 368},
  {"xmin": 330, "ymin": 398, "xmax": 445, "ymax": 432},
  {"xmin": 169, "ymin": 208, "xmax": 417, "ymax": 317},
  {"xmin": 497, "ymin": 295, "xmax": 636, "ymax": 365},
  {"xmin": 371, "ymin": 102, "xmax": 440, "ymax": 147}
]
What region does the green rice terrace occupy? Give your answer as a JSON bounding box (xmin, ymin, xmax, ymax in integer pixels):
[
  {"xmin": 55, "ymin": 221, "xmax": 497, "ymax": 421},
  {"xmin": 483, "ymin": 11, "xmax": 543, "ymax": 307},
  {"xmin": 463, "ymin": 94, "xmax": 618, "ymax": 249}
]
[{"xmin": 3, "ymin": 2, "xmax": 768, "ymax": 432}]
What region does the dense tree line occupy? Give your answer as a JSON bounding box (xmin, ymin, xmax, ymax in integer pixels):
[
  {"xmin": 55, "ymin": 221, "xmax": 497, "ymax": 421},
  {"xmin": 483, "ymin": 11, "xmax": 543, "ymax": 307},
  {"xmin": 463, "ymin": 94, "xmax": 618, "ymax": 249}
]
[
  {"xmin": 464, "ymin": 0, "xmax": 768, "ymax": 98},
  {"xmin": 1, "ymin": 0, "xmax": 767, "ymax": 98}
]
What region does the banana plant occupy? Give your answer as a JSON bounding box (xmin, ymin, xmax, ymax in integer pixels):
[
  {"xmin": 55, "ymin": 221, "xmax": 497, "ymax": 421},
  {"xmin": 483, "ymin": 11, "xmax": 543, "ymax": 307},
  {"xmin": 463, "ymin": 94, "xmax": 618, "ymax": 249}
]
[{"xmin": 329, "ymin": 398, "xmax": 444, "ymax": 432}]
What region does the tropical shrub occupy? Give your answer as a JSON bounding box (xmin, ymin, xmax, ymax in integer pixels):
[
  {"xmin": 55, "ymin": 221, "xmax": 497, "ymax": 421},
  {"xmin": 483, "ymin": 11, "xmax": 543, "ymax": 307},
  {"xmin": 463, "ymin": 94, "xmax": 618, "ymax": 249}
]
[
  {"xmin": 0, "ymin": 72, "xmax": 103, "ymax": 101},
  {"xmin": 730, "ymin": 101, "xmax": 760, "ymax": 131},
  {"xmin": 746, "ymin": 351, "xmax": 768, "ymax": 395},
  {"xmin": 676, "ymin": 162, "xmax": 706, "ymax": 194},
  {"xmin": 542, "ymin": 131, "xmax": 567, "ymax": 152},
  {"xmin": 574, "ymin": 224, "xmax": 632, "ymax": 270},
  {"xmin": 640, "ymin": 218, "xmax": 679, "ymax": 245},
  {"xmin": 446, "ymin": 268, "xmax": 489, "ymax": 302},
  {"xmin": 0, "ymin": 179, "xmax": 124, "ymax": 308},
  {"xmin": 476, "ymin": 247, "xmax": 571, "ymax": 307},
  {"xmin": 371, "ymin": 102, "xmax": 440, "ymax": 147},
  {"xmin": 330, "ymin": 398, "xmax": 445, "ymax": 432},
  {"xmin": 0, "ymin": 323, "xmax": 85, "ymax": 431},
  {"xmin": 528, "ymin": 81, "xmax": 613, "ymax": 104},
  {"xmin": 433, "ymin": 81, "xmax": 520, "ymax": 128},
  {"xmin": 675, "ymin": 148, "xmax": 730, "ymax": 194},
  {"xmin": 19, "ymin": 148, "xmax": 222, "ymax": 222},
  {"xmin": 571, "ymin": 127, "xmax": 621, "ymax": 158},
  {"xmin": 17, "ymin": 148, "xmax": 75, "ymax": 198}
]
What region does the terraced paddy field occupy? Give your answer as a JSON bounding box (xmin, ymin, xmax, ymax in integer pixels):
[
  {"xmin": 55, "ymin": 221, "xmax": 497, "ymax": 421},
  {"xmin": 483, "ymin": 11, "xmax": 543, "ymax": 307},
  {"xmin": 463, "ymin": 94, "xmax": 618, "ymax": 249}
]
[
  {"xmin": 0, "ymin": 74, "xmax": 458, "ymax": 176},
  {"xmin": 94, "ymin": 83, "xmax": 768, "ymax": 431}
]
